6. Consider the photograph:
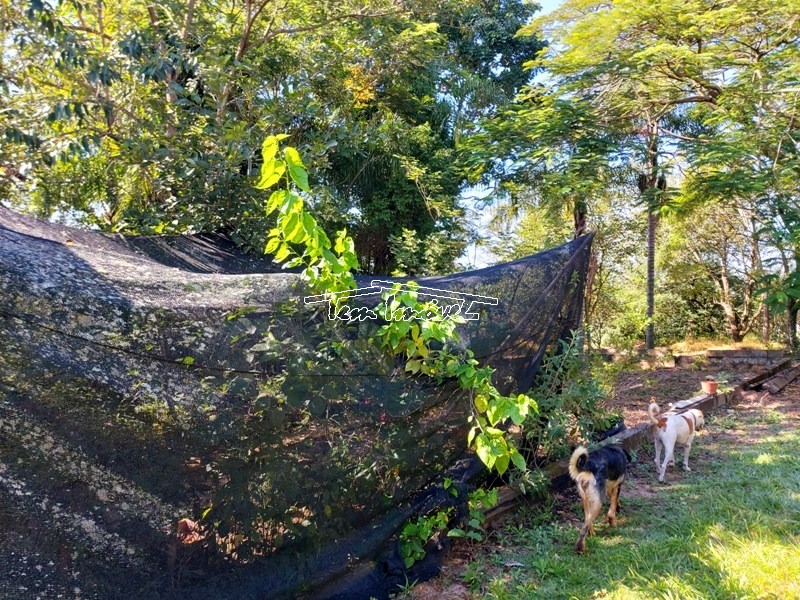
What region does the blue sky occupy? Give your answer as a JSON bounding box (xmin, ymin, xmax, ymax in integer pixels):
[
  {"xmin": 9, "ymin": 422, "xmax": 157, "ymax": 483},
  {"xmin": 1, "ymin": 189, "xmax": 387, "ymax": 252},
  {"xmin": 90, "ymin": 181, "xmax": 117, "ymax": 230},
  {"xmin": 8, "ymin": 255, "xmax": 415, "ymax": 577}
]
[{"xmin": 538, "ymin": 0, "xmax": 564, "ymax": 15}]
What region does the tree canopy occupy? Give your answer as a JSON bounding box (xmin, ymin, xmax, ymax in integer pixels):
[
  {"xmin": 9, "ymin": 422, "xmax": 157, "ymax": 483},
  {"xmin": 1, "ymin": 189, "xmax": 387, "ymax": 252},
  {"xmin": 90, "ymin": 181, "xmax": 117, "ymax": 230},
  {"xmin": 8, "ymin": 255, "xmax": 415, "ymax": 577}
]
[
  {"xmin": 468, "ymin": 0, "xmax": 800, "ymax": 347},
  {"xmin": 0, "ymin": 0, "xmax": 544, "ymax": 275},
  {"xmin": 3, "ymin": 0, "xmax": 800, "ymax": 347}
]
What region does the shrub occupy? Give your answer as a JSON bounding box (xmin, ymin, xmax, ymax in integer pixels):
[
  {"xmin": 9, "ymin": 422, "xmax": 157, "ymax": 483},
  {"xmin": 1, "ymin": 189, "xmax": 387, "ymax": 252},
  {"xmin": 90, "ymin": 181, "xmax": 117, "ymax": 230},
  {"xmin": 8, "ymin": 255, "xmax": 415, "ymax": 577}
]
[{"xmin": 522, "ymin": 331, "xmax": 620, "ymax": 465}]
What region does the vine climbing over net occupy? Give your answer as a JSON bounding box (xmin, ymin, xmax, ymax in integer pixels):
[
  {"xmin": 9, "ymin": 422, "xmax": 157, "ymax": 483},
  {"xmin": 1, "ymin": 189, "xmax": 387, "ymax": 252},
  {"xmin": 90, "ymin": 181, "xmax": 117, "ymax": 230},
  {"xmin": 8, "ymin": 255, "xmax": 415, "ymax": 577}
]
[{"xmin": 256, "ymin": 134, "xmax": 537, "ymax": 476}]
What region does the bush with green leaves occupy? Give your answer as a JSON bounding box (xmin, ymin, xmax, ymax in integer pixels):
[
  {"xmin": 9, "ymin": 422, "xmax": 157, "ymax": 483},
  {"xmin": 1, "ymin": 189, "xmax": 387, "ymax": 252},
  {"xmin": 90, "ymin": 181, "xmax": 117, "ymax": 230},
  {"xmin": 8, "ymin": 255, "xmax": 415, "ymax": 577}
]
[
  {"xmin": 446, "ymin": 485, "xmax": 498, "ymax": 543},
  {"xmin": 399, "ymin": 508, "xmax": 451, "ymax": 569},
  {"xmin": 522, "ymin": 331, "xmax": 621, "ymax": 465},
  {"xmin": 399, "ymin": 479, "xmax": 499, "ymax": 568}
]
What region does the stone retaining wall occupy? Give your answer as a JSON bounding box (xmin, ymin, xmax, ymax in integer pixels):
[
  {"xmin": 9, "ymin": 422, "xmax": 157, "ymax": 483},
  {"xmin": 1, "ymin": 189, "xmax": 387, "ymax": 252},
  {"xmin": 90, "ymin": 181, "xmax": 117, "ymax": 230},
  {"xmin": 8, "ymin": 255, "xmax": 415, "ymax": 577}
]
[{"xmin": 674, "ymin": 349, "xmax": 784, "ymax": 370}]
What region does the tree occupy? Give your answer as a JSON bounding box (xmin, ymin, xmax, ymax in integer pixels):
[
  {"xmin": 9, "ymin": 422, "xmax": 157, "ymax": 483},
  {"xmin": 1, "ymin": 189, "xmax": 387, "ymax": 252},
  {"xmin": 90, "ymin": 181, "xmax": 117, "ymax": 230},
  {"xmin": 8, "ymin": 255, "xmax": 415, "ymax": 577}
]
[
  {"xmin": 673, "ymin": 0, "xmax": 800, "ymax": 344},
  {"xmin": 664, "ymin": 204, "xmax": 766, "ymax": 342},
  {"xmin": 463, "ymin": 91, "xmax": 625, "ymax": 238},
  {"xmin": 1, "ymin": 0, "xmax": 545, "ymax": 275},
  {"xmin": 488, "ymin": 0, "xmax": 800, "ymax": 349},
  {"xmin": 307, "ymin": 0, "xmax": 545, "ymax": 273},
  {"xmin": 488, "ymin": 180, "xmax": 650, "ymax": 351}
]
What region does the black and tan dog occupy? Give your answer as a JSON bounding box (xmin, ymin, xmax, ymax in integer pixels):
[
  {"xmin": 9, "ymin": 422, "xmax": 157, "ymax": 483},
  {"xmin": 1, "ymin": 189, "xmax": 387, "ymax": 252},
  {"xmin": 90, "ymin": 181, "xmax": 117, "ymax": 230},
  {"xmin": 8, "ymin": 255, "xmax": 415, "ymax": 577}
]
[{"xmin": 568, "ymin": 445, "xmax": 629, "ymax": 554}]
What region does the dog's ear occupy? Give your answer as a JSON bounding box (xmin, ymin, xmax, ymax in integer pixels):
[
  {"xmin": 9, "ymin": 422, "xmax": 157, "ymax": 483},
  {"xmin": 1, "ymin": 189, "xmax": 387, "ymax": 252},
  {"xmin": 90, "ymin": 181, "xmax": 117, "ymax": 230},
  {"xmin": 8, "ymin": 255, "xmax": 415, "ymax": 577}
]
[{"xmin": 576, "ymin": 453, "xmax": 588, "ymax": 470}]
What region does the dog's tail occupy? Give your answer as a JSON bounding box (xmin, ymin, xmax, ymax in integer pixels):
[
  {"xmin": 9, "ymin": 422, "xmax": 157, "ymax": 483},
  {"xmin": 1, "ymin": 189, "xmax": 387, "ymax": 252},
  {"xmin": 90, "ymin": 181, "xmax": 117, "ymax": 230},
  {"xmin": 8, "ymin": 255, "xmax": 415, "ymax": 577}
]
[
  {"xmin": 647, "ymin": 401, "xmax": 661, "ymax": 425},
  {"xmin": 569, "ymin": 446, "xmax": 589, "ymax": 481}
]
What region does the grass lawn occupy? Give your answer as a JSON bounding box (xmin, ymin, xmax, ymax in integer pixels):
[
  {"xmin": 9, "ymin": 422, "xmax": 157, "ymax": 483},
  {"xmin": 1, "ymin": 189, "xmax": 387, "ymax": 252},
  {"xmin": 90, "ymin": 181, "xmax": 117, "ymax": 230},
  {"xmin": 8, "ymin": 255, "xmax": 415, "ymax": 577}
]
[{"xmin": 422, "ymin": 392, "xmax": 800, "ymax": 600}]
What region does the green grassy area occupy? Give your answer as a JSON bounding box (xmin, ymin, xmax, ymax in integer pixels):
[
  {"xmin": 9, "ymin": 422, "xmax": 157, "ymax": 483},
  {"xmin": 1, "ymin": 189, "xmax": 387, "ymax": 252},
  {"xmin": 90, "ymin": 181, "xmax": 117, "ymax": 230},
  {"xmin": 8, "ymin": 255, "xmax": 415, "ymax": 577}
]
[{"xmin": 451, "ymin": 403, "xmax": 800, "ymax": 599}]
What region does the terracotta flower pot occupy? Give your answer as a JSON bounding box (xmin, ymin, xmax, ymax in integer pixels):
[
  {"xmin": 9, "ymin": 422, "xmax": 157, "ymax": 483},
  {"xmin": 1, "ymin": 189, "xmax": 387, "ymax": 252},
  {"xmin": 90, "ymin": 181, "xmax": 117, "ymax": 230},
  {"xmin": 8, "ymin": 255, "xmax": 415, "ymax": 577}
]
[{"xmin": 701, "ymin": 380, "xmax": 718, "ymax": 394}]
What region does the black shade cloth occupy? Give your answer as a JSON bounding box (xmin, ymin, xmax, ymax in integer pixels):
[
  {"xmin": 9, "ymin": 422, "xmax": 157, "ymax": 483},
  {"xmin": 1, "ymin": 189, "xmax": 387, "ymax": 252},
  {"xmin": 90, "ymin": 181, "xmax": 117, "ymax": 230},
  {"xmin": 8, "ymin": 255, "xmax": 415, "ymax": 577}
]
[{"xmin": 0, "ymin": 207, "xmax": 592, "ymax": 599}]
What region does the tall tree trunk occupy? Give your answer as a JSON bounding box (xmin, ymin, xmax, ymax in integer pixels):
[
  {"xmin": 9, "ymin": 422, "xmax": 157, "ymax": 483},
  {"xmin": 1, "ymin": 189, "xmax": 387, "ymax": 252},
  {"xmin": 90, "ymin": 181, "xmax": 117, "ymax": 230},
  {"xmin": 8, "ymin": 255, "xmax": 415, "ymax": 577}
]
[
  {"xmin": 645, "ymin": 209, "xmax": 657, "ymax": 349},
  {"xmin": 761, "ymin": 302, "xmax": 770, "ymax": 344},
  {"xmin": 788, "ymin": 297, "xmax": 798, "ymax": 349},
  {"xmin": 749, "ymin": 218, "xmax": 770, "ymax": 344},
  {"xmin": 639, "ymin": 126, "xmax": 663, "ymax": 351},
  {"xmin": 717, "ymin": 256, "xmax": 745, "ymax": 343},
  {"xmin": 728, "ymin": 317, "xmax": 744, "ymax": 343}
]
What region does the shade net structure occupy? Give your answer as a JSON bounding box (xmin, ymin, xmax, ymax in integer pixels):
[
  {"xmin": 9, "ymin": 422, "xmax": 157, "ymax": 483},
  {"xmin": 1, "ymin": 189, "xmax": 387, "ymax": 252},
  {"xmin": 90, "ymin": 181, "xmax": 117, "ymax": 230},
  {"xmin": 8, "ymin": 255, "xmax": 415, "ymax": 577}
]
[{"xmin": 0, "ymin": 206, "xmax": 592, "ymax": 599}]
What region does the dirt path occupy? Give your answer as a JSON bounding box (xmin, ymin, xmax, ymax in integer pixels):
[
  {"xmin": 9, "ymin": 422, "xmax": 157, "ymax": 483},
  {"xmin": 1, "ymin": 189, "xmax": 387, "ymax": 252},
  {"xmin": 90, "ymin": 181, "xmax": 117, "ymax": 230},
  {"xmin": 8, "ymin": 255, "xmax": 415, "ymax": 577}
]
[{"xmin": 604, "ymin": 365, "xmax": 765, "ymax": 427}]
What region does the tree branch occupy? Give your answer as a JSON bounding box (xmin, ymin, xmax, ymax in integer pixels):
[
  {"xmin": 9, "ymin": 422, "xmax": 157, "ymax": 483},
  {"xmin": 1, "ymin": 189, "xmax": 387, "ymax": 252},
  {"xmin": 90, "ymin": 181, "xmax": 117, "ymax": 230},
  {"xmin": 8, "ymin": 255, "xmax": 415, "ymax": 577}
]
[
  {"xmin": 662, "ymin": 94, "xmax": 717, "ymax": 107},
  {"xmin": 181, "ymin": 0, "xmax": 197, "ymax": 41},
  {"xmin": 259, "ymin": 9, "xmax": 399, "ymax": 47},
  {"xmin": 66, "ymin": 25, "xmax": 113, "ymax": 41},
  {"xmin": 657, "ymin": 126, "xmax": 713, "ymax": 143}
]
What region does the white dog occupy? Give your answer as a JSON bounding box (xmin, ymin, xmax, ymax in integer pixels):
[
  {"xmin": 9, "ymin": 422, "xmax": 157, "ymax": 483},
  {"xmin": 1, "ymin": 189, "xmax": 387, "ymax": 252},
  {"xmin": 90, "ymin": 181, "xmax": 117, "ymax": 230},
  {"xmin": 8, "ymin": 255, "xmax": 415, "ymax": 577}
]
[{"xmin": 648, "ymin": 402, "xmax": 704, "ymax": 482}]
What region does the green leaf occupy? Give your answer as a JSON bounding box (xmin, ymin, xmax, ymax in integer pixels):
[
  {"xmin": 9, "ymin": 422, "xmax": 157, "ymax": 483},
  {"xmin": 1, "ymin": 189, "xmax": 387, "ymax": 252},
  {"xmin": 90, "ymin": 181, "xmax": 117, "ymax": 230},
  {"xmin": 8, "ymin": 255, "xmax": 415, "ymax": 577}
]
[
  {"xmin": 510, "ymin": 450, "xmax": 526, "ymax": 472},
  {"xmin": 261, "ymin": 136, "xmax": 281, "ymax": 164},
  {"xmin": 256, "ymin": 159, "xmax": 285, "ymax": 189},
  {"xmin": 302, "ymin": 212, "xmax": 317, "ymax": 238},
  {"xmin": 474, "ymin": 434, "xmax": 495, "ymax": 469},
  {"xmin": 467, "ymin": 426, "xmax": 477, "ymax": 447},
  {"xmin": 284, "ymin": 146, "xmax": 304, "ymax": 168},
  {"xmin": 485, "ymin": 427, "xmax": 505, "ymax": 438},
  {"xmin": 494, "ymin": 452, "xmax": 510, "ymax": 475},
  {"xmin": 266, "ymin": 190, "xmax": 287, "ymax": 215},
  {"xmin": 278, "ymin": 148, "xmax": 310, "ymax": 192},
  {"xmin": 281, "ymin": 192, "xmax": 302, "ymax": 215},
  {"xmin": 289, "ymin": 165, "xmax": 310, "ymax": 192},
  {"xmin": 287, "ymin": 216, "xmax": 307, "ymax": 244},
  {"xmin": 261, "ymin": 134, "xmax": 288, "ymax": 158},
  {"xmin": 321, "ymin": 249, "xmax": 342, "ymax": 272},
  {"xmin": 406, "ymin": 359, "xmax": 421, "ymax": 374},
  {"xmin": 274, "ymin": 245, "xmax": 291, "ymax": 262},
  {"xmin": 265, "ymin": 237, "xmax": 280, "ymax": 254},
  {"xmin": 486, "ymin": 399, "xmax": 504, "ymax": 426},
  {"xmin": 447, "ymin": 528, "xmax": 466, "ymax": 538},
  {"xmin": 281, "ymin": 212, "xmax": 299, "ymax": 238}
]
